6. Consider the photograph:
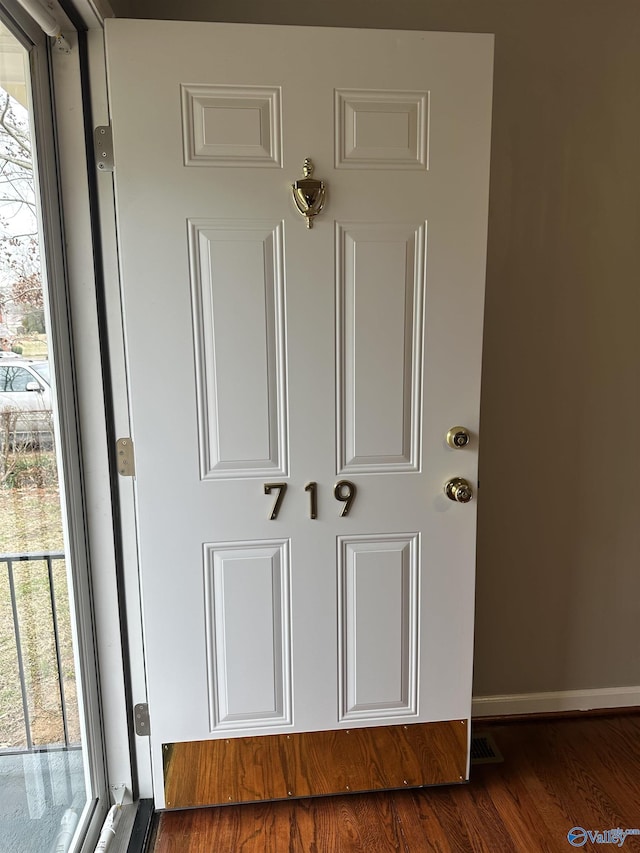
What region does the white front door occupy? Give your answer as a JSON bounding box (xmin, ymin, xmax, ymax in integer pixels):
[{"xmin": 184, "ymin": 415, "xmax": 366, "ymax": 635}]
[{"xmin": 105, "ymin": 20, "xmax": 493, "ymax": 808}]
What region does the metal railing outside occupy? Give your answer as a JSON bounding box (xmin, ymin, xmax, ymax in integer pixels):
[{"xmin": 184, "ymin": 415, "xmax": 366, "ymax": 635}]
[{"xmin": 1, "ymin": 551, "xmax": 77, "ymax": 755}]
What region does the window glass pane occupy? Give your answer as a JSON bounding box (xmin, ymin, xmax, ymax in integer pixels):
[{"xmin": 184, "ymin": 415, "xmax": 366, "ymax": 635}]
[
  {"xmin": 0, "ymin": 21, "xmax": 91, "ymax": 853},
  {"xmin": 0, "ymin": 365, "xmax": 33, "ymax": 390}
]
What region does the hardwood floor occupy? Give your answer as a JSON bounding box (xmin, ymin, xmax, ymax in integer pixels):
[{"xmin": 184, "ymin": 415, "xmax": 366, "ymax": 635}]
[{"xmin": 149, "ymin": 714, "xmax": 640, "ymax": 852}]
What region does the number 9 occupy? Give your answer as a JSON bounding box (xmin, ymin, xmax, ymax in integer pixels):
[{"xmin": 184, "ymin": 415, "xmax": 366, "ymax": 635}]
[{"xmin": 334, "ymin": 480, "xmax": 357, "ymax": 517}]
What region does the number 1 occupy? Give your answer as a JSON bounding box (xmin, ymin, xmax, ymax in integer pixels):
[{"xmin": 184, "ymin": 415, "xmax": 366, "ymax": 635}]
[{"xmin": 304, "ymin": 482, "xmax": 318, "ymax": 519}]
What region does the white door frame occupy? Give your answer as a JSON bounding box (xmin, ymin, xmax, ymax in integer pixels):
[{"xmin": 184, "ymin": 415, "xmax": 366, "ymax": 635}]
[
  {"xmin": 0, "ymin": 0, "xmax": 151, "ymax": 831},
  {"xmin": 50, "ymin": 7, "xmax": 155, "ymax": 801},
  {"xmin": 80, "ymin": 19, "xmax": 154, "ymax": 801},
  {"xmin": 0, "ymin": 2, "xmax": 114, "ymax": 848}
]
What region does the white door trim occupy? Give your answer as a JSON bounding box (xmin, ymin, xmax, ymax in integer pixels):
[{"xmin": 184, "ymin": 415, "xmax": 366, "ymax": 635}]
[
  {"xmin": 0, "ymin": 0, "xmax": 133, "ymax": 845},
  {"xmin": 49, "ymin": 28, "xmax": 135, "ymax": 811},
  {"xmin": 82, "ymin": 22, "xmax": 153, "ymax": 800},
  {"xmin": 46, "ymin": 8, "xmax": 152, "ymax": 807}
]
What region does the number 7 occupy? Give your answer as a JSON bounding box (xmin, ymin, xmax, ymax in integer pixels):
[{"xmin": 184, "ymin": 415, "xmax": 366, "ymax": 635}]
[{"xmin": 264, "ymin": 483, "xmax": 287, "ymax": 520}]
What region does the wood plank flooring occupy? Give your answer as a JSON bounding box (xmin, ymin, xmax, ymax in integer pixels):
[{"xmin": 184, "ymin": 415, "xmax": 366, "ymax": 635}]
[{"xmin": 149, "ymin": 714, "xmax": 640, "ymax": 852}]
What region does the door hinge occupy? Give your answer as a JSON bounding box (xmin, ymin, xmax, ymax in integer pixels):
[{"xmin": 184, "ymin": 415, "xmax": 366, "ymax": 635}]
[
  {"xmin": 134, "ymin": 703, "xmax": 150, "ymax": 736},
  {"xmin": 95, "ymin": 125, "xmax": 114, "ymax": 172},
  {"xmin": 116, "ymin": 437, "xmax": 135, "ymax": 477}
]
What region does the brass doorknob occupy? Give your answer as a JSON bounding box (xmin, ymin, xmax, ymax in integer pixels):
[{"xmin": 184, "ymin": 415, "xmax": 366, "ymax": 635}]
[
  {"xmin": 445, "ymin": 477, "xmax": 473, "ymax": 503},
  {"xmin": 446, "ymin": 426, "xmax": 471, "ymax": 449}
]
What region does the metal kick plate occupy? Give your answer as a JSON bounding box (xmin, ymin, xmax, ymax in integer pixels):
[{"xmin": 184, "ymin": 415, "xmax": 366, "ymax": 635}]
[{"xmin": 162, "ymin": 719, "xmax": 468, "ymax": 808}]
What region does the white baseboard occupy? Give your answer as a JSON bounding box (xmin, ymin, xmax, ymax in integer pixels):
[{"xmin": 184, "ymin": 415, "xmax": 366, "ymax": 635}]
[{"xmin": 472, "ymin": 686, "xmax": 640, "ymax": 718}]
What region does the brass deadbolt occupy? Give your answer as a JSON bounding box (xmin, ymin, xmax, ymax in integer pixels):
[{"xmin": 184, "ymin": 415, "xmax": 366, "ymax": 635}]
[
  {"xmin": 446, "ymin": 426, "xmax": 471, "ymax": 449},
  {"xmin": 445, "ymin": 477, "xmax": 473, "ymax": 504}
]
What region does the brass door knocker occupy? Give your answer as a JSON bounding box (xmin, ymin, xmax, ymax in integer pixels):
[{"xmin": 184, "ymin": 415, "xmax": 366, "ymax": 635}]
[{"xmin": 291, "ymin": 158, "xmax": 326, "ymax": 228}]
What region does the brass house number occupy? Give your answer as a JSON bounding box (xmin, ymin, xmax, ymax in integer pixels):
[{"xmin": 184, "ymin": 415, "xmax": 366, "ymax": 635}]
[{"xmin": 264, "ymin": 481, "xmax": 357, "ymax": 520}]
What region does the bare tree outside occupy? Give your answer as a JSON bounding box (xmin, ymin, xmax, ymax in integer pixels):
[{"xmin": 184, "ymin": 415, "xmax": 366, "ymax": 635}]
[
  {"xmin": 0, "ymin": 29, "xmax": 87, "ymax": 853},
  {"xmin": 0, "ymin": 88, "xmax": 45, "ymax": 342},
  {"xmin": 0, "ymin": 83, "xmax": 77, "ymax": 755}
]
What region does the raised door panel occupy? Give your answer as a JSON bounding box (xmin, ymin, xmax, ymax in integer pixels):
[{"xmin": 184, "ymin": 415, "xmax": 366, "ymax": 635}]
[
  {"xmin": 205, "ymin": 540, "xmax": 292, "ymax": 730},
  {"xmin": 181, "ymin": 84, "xmax": 283, "ymax": 167},
  {"xmin": 335, "ymin": 89, "xmax": 429, "ymax": 169},
  {"xmin": 188, "ymin": 219, "xmax": 288, "ymax": 479},
  {"xmin": 336, "ymin": 222, "xmax": 425, "ymax": 474},
  {"xmin": 338, "ymin": 534, "xmax": 419, "ymax": 721}
]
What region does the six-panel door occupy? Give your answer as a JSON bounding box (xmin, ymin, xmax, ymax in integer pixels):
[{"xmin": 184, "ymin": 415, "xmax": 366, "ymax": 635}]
[{"xmin": 105, "ymin": 20, "xmax": 493, "ymax": 807}]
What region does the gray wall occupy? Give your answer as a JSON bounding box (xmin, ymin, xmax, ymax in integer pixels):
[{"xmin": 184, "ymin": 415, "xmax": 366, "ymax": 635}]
[{"xmin": 110, "ymin": 0, "xmax": 640, "ymax": 699}]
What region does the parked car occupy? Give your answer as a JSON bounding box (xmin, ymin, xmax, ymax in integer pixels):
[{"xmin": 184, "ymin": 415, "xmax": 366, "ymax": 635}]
[{"xmin": 0, "ymin": 358, "xmax": 53, "ymax": 447}]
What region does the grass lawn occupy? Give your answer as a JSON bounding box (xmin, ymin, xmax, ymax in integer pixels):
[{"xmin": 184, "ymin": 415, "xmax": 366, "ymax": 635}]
[
  {"xmin": 0, "ymin": 463, "xmax": 80, "ymax": 750},
  {"xmin": 10, "ymin": 334, "xmax": 49, "ymax": 360},
  {"xmin": 0, "ymin": 486, "xmax": 64, "ymax": 553}
]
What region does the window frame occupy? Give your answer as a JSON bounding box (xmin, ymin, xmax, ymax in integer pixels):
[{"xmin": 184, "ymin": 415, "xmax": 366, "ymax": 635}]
[{"xmin": 0, "ymin": 1, "xmax": 132, "ymax": 848}]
